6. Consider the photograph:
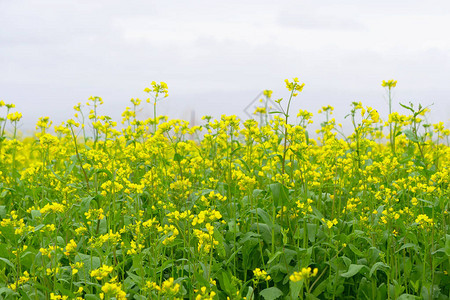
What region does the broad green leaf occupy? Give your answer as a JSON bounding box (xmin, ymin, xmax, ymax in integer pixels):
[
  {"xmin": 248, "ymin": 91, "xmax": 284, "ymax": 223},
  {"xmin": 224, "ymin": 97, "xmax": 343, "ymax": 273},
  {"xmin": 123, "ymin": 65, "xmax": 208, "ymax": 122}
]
[
  {"xmin": 0, "ymin": 257, "xmax": 15, "ymax": 272},
  {"xmin": 369, "ymin": 262, "xmax": 390, "ymax": 278},
  {"xmin": 396, "ymin": 243, "xmax": 419, "ymax": 253},
  {"xmin": 348, "ymin": 244, "xmax": 364, "ymax": 257},
  {"xmin": 267, "ymin": 251, "xmax": 283, "ymax": 265},
  {"xmin": 341, "ymin": 264, "xmax": 368, "ymax": 278},
  {"xmin": 402, "ymin": 129, "xmax": 418, "ymax": 143},
  {"xmin": 445, "ymin": 234, "xmax": 450, "ymax": 257},
  {"xmin": 305, "ymin": 293, "xmax": 320, "ymax": 300},
  {"xmin": 269, "ymin": 183, "xmax": 289, "ymax": 207},
  {"xmin": 290, "ymin": 278, "xmax": 303, "ymax": 299},
  {"xmin": 397, "ymin": 294, "xmax": 420, "ymax": 300},
  {"xmin": 0, "ymin": 206, "xmax": 6, "ymax": 218},
  {"xmin": 312, "ymin": 278, "xmax": 328, "ymax": 297},
  {"xmin": 260, "ymin": 287, "xmax": 284, "ymax": 300},
  {"xmin": 252, "ymin": 208, "xmax": 273, "ymax": 228},
  {"xmin": 307, "ymin": 223, "xmax": 317, "ymax": 243},
  {"xmin": 245, "ymin": 286, "xmax": 254, "ymax": 300}
]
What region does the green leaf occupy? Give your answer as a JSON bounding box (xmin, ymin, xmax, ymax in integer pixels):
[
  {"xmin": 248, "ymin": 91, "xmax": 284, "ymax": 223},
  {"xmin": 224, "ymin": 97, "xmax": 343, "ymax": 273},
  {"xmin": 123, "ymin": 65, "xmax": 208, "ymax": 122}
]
[
  {"xmin": 369, "ymin": 262, "xmax": 390, "ymax": 278},
  {"xmin": 445, "ymin": 234, "xmax": 450, "ymax": 257},
  {"xmin": 245, "ymin": 286, "xmax": 254, "ymax": 300},
  {"xmin": 312, "ymin": 278, "xmax": 328, "ymax": 297},
  {"xmin": 267, "ymin": 251, "xmax": 283, "ymax": 265},
  {"xmin": 399, "ymin": 103, "xmax": 415, "ymax": 113},
  {"xmin": 260, "ymin": 287, "xmax": 284, "ymax": 300},
  {"xmin": 30, "ymin": 210, "xmax": 41, "ymax": 220},
  {"xmin": 269, "ymin": 183, "xmax": 289, "ymax": 207},
  {"xmin": 396, "ymin": 243, "xmax": 419, "ymax": 253},
  {"xmin": 217, "ymin": 269, "xmax": 237, "ymax": 296},
  {"xmin": 402, "ymin": 130, "xmax": 418, "ymax": 143},
  {"xmin": 0, "ymin": 287, "xmax": 15, "ymax": 297},
  {"xmin": 84, "ymin": 295, "xmax": 102, "ymax": 300},
  {"xmin": 397, "ymin": 294, "xmax": 420, "ymax": 300},
  {"xmin": 173, "ymin": 152, "xmax": 184, "ymax": 162},
  {"xmin": 305, "ymin": 130, "xmax": 310, "ymax": 145},
  {"xmin": 213, "ymin": 228, "xmax": 226, "ymax": 258},
  {"xmin": 307, "ymin": 223, "xmax": 317, "ymax": 243},
  {"xmin": 0, "ymin": 257, "xmax": 15, "ymax": 270},
  {"xmin": 250, "ymin": 223, "xmax": 271, "ymax": 245},
  {"xmin": 348, "ymin": 244, "xmax": 364, "ymax": 257},
  {"xmin": 126, "ymin": 271, "xmax": 143, "ymax": 286},
  {"xmin": 305, "ymin": 293, "xmax": 320, "ymax": 300},
  {"xmin": 18, "ymin": 289, "xmax": 31, "ymax": 300},
  {"xmin": 341, "ymin": 264, "xmax": 368, "ymax": 278},
  {"xmin": 290, "ymin": 280, "xmax": 304, "ymax": 300},
  {"xmin": 252, "ymin": 208, "xmax": 273, "ymax": 228}
]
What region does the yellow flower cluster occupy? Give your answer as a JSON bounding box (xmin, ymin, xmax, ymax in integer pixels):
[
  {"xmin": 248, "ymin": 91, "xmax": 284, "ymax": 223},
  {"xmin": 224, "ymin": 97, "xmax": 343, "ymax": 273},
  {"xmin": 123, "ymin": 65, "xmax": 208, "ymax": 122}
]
[
  {"xmin": 7, "ymin": 111, "xmax": 22, "ymax": 122},
  {"xmin": 70, "ymin": 262, "xmax": 84, "ymax": 275},
  {"xmin": 90, "ymin": 265, "xmax": 114, "ymax": 281},
  {"xmin": 85, "ymin": 208, "xmax": 105, "ymax": 220},
  {"xmin": 322, "ymin": 218, "xmax": 338, "ymax": 229},
  {"xmin": 8, "ymin": 271, "xmax": 30, "ymax": 291},
  {"xmin": 89, "ymin": 230, "xmax": 121, "ymax": 248},
  {"xmin": 100, "ymin": 278, "xmax": 127, "ymax": 300},
  {"xmin": 64, "ymin": 239, "xmax": 77, "ymax": 256},
  {"xmin": 145, "ymin": 277, "xmax": 181, "ymax": 298},
  {"xmin": 0, "ymin": 211, "xmax": 35, "ymax": 236},
  {"xmin": 195, "ymin": 286, "xmax": 217, "ymax": 300},
  {"xmin": 284, "ymin": 77, "xmax": 305, "ymax": 96},
  {"xmin": 158, "ymin": 224, "xmax": 180, "ymax": 245},
  {"xmin": 194, "ymin": 223, "xmax": 219, "ymax": 254},
  {"xmin": 192, "ymin": 209, "xmax": 222, "ymax": 226},
  {"xmin": 290, "ymin": 267, "xmax": 319, "ymax": 282},
  {"xmin": 144, "ymin": 81, "xmax": 169, "ymax": 99},
  {"xmin": 381, "ymin": 79, "xmax": 397, "ymax": 88},
  {"xmin": 253, "ymin": 268, "xmax": 271, "ymax": 282},
  {"xmin": 253, "ymin": 107, "xmax": 267, "ymax": 115},
  {"xmin": 50, "ymin": 293, "xmax": 68, "ymax": 300},
  {"xmin": 415, "ymin": 214, "xmax": 434, "ymax": 230},
  {"xmin": 40, "ymin": 202, "xmax": 66, "ymax": 214}
]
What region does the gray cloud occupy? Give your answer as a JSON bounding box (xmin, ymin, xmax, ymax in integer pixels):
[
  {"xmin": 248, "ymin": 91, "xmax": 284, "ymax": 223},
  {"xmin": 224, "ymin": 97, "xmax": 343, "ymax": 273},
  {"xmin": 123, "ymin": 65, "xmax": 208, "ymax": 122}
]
[
  {"xmin": 277, "ymin": 10, "xmax": 366, "ymax": 31},
  {"xmin": 1, "ymin": 0, "xmax": 449, "ymax": 134}
]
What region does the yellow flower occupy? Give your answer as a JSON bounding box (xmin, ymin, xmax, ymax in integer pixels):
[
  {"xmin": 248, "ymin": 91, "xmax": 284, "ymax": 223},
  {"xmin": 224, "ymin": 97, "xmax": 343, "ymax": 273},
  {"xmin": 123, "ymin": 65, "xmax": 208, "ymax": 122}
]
[
  {"xmin": 253, "ymin": 268, "xmax": 271, "ymax": 281},
  {"xmin": 263, "ymin": 89, "xmax": 273, "ymax": 98},
  {"xmin": 101, "ymin": 280, "xmax": 126, "ymax": 300},
  {"xmin": 381, "ymin": 79, "xmax": 397, "ymax": 88},
  {"xmin": 85, "ymin": 208, "xmax": 105, "ymax": 220},
  {"xmin": 71, "ymin": 262, "xmax": 84, "ymax": 275},
  {"xmin": 64, "ymin": 239, "xmax": 77, "ymax": 256},
  {"xmin": 90, "ymin": 265, "xmax": 114, "ymax": 280},
  {"xmin": 322, "ymin": 218, "xmax": 338, "ymax": 229},
  {"xmin": 7, "ymin": 112, "xmax": 22, "ymax": 122},
  {"xmin": 290, "ymin": 267, "xmax": 318, "ymax": 282},
  {"xmin": 50, "ymin": 293, "xmax": 69, "ymax": 300},
  {"xmin": 160, "ymin": 277, "xmax": 180, "ymax": 295}
]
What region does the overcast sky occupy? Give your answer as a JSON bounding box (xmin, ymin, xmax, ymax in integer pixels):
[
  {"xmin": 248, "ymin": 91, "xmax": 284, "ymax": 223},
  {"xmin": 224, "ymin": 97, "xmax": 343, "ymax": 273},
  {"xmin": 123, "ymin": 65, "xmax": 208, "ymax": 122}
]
[{"xmin": 1, "ymin": 0, "xmax": 449, "ymax": 134}]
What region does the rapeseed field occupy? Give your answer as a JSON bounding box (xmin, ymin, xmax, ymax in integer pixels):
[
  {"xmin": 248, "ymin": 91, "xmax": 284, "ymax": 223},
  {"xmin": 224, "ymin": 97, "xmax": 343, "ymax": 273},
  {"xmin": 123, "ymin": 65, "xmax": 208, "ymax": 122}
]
[{"xmin": 0, "ymin": 79, "xmax": 448, "ymax": 299}]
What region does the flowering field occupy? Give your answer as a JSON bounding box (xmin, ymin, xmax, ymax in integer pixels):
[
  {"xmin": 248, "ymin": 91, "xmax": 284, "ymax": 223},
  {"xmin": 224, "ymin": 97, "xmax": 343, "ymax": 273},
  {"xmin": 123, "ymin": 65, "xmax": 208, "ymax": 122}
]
[{"xmin": 0, "ymin": 79, "xmax": 449, "ymax": 300}]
